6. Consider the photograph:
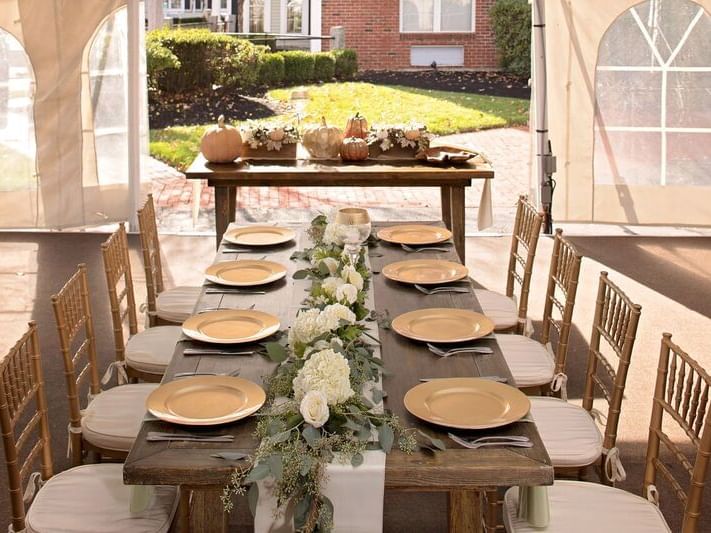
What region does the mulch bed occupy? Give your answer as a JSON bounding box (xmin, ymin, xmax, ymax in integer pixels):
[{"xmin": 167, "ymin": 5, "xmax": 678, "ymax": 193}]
[{"xmin": 148, "ymin": 70, "xmax": 529, "ymax": 129}]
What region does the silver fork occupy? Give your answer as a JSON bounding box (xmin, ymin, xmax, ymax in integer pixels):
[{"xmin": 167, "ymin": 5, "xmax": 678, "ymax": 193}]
[
  {"xmin": 414, "ymin": 284, "xmax": 470, "ymax": 295},
  {"xmin": 427, "ymin": 343, "xmax": 493, "ymax": 356},
  {"xmin": 448, "ymin": 433, "xmax": 533, "ymax": 449},
  {"xmin": 401, "ymin": 244, "xmax": 450, "ymax": 253},
  {"xmin": 420, "ymin": 376, "xmax": 507, "ymax": 383},
  {"xmin": 173, "ymin": 369, "xmax": 241, "ymax": 378}
]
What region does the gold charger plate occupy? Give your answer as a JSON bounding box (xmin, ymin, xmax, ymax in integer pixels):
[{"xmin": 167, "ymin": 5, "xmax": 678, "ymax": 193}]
[
  {"xmin": 146, "ymin": 375, "xmax": 266, "ymax": 426},
  {"xmin": 404, "ymin": 378, "xmax": 530, "ymax": 430},
  {"xmin": 224, "ymin": 225, "xmax": 296, "ymax": 246},
  {"xmin": 391, "ymin": 308, "xmax": 494, "ymax": 343},
  {"xmin": 377, "ymin": 224, "xmax": 452, "ymax": 246},
  {"xmin": 182, "ymin": 309, "xmax": 280, "ymax": 344},
  {"xmin": 382, "ymin": 259, "xmax": 468, "ymax": 285},
  {"xmin": 205, "ymin": 260, "xmax": 287, "ymax": 287}
]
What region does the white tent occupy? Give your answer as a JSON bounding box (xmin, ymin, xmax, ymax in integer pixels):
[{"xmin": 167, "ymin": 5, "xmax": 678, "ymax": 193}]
[
  {"xmin": 0, "ymin": 0, "xmax": 148, "ymax": 229},
  {"xmin": 534, "ymin": 0, "xmax": 711, "ymax": 227}
]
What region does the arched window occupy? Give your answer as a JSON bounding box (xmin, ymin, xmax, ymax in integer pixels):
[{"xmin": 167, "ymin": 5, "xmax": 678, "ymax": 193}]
[
  {"xmin": 595, "ymin": 0, "xmax": 711, "ymax": 187},
  {"xmin": 0, "ymin": 30, "xmax": 36, "ymax": 195}
]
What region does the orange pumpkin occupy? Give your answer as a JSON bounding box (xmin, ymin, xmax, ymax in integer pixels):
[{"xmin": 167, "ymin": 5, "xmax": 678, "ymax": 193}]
[
  {"xmin": 340, "ymin": 137, "xmax": 369, "ymax": 161},
  {"xmin": 344, "ymin": 113, "xmax": 369, "ymax": 139}
]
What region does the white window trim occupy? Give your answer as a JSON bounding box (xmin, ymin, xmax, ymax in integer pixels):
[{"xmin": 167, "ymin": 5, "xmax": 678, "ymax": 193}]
[
  {"xmin": 399, "ymin": 0, "xmax": 475, "ymax": 34},
  {"xmin": 280, "ymin": 0, "xmax": 310, "ymax": 35},
  {"xmin": 244, "ymin": 0, "xmax": 271, "ymax": 33}
]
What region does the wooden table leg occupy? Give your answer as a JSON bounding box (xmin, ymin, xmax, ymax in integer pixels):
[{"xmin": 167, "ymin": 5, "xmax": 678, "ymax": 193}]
[
  {"xmin": 214, "ymin": 186, "xmax": 236, "ymax": 249},
  {"xmin": 441, "ymin": 185, "xmax": 453, "ymax": 230},
  {"xmin": 188, "ymin": 486, "xmax": 227, "ymax": 533},
  {"xmin": 448, "ymin": 490, "xmax": 483, "ymax": 533},
  {"xmin": 451, "ymin": 185, "xmax": 466, "ymax": 262}
]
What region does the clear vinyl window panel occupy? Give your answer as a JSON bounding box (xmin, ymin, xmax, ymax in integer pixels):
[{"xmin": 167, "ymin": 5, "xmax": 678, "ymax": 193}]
[
  {"xmin": 0, "ymin": 31, "xmax": 36, "ymax": 193},
  {"xmin": 594, "ymin": 0, "xmax": 711, "ymax": 187},
  {"xmin": 286, "ymin": 0, "xmax": 304, "ymax": 33}
]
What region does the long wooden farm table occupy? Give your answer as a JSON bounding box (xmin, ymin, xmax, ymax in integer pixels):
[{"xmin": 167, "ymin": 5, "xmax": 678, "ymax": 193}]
[
  {"xmin": 184, "ymin": 154, "xmax": 495, "ymax": 261},
  {"xmin": 123, "ymin": 222, "xmax": 552, "ymax": 533}
]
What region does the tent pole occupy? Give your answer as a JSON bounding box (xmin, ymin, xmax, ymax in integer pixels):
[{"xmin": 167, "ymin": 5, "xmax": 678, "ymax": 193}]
[
  {"xmin": 532, "ymin": 0, "xmax": 555, "ymax": 233},
  {"xmin": 127, "ymin": 0, "xmax": 142, "ymax": 230}
]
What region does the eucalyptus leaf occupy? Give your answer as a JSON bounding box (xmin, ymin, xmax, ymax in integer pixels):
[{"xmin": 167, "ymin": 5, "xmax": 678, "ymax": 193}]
[
  {"xmin": 300, "ymin": 455, "xmax": 314, "ymax": 476},
  {"xmin": 379, "ymin": 424, "xmax": 394, "ymax": 453},
  {"xmin": 267, "ymin": 419, "xmax": 286, "ymax": 436},
  {"xmin": 318, "ymin": 262, "xmax": 331, "ymax": 276},
  {"xmin": 247, "ymin": 483, "xmax": 259, "ymax": 517},
  {"xmin": 302, "ymin": 425, "xmax": 321, "ymax": 447},
  {"xmin": 320, "ymin": 495, "xmax": 335, "ymax": 521},
  {"xmin": 293, "ymin": 269, "xmax": 309, "ymax": 280},
  {"xmin": 267, "ymin": 454, "xmax": 283, "ymax": 480},
  {"xmin": 210, "ymin": 452, "xmax": 248, "ymax": 461},
  {"xmin": 371, "ymin": 389, "xmax": 384, "ymax": 404},
  {"xmin": 357, "ymin": 424, "xmax": 372, "ymax": 442},
  {"xmin": 265, "ymin": 342, "xmax": 288, "ymax": 363},
  {"xmin": 244, "ymin": 462, "xmax": 270, "ymax": 483},
  {"xmin": 271, "ymin": 430, "xmax": 292, "ymax": 444},
  {"xmin": 294, "ymin": 495, "xmax": 312, "ymax": 530},
  {"xmin": 351, "ymin": 452, "xmax": 364, "ymax": 467},
  {"xmin": 417, "ymin": 429, "xmax": 446, "ymax": 451}
]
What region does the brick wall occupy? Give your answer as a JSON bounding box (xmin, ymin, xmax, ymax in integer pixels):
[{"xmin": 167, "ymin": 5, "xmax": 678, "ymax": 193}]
[{"xmin": 321, "ymin": 0, "xmax": 498, "ymax": 71}]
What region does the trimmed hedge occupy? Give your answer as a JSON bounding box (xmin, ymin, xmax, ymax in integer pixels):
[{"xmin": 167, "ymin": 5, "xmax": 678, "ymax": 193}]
[
  {"xmin": 147, "ymin": 28, "xmax": 358, "ymax": 92},
  {"xmin": 490, "ymin": 0, "xmax": 531, "ymax": 76},
  {"xmin": 332, "ymin": 48, "xmax": 358, "ymax": 80}
]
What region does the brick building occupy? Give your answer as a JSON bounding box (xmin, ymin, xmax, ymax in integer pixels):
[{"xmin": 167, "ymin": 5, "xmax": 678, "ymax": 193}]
[{"xmin": 240, "ymin": 0, "xmax": 499, "ymax": 71}]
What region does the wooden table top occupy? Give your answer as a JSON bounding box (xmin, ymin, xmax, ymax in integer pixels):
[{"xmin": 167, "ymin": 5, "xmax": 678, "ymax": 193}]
[
  {"xmin": 184, "ymin": 153, "xmax": 494, "ymax": 186},
  {"xmin": 124, "ymin": 222, "xmax": 552, "ymax": 490}
]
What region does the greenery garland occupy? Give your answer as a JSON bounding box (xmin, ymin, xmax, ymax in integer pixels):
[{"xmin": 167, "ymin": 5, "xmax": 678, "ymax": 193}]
[{"xmin": 222, "ymin": 214, "xmax": 444, "ymax": 532}]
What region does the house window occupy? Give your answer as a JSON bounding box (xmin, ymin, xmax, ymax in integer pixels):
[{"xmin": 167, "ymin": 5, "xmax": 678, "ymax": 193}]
[
  {"xmin": 286, "ymin": 0, "xmax": 304, "ymax": 33},
  {"xmin": 594, "ymin": 0, "xmax": 711, "ymax": 187},
  {"xmin": 221, "ymin": 0, "xmax": 228, "ymax": 8},
  {"xmin": 400, "ymin": 0, "xmax": 473, "ymax": 33},
  {"xmin": 249, "ymin": 0, "xmax": 265, "ymax": 32},
  {"xmin": 164, "ymin": 0, "xmax": 182, "ymax": 9}
]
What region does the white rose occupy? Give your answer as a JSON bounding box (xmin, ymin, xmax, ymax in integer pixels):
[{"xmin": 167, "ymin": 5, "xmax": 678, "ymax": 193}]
[
  {"xmin": 319, "ymin": 257, "xmax": 339, "ymax": 276},
  {"xmin": 341, "ymin": 265, "xmax": 364, "ymax": 291},
  {"xmin": 293, "ymin": 348, "xmax": 354, "ymax": 405},
  {"xmin": 299, "ymin": 390, "xmax": 329, "ymax": 428},
  {"xmin": 321, "ymin": 276, "xmax": 345, "ymax": 297},
  {"xmin": 336, "ymin": 283, "xmax": 358, "ymax": 304}
]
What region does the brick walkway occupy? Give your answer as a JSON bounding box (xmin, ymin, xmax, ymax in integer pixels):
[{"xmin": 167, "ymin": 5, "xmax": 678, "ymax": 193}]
[{"xmin": 150, "ymin": 127, "xmax": 530, "ymax": 234}]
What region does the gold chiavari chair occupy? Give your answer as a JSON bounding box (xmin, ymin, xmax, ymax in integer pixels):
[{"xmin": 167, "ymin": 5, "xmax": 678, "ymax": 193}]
[
  {"xmin": 137, "ymin": 194, "xmax": 201, "ymax": 327},
  {"xmin": 495, "ymin": 229, "xmax": 583, "ymax": 395},
  {"xmin": 474, "ymin": 196, "xmax": 544, "ymax": 335},
  {"xmin": 52, "ymin": 264, "xmax": 159, "ymax": 465},
  {"xmin": 101, "ymin": 223, "xmax": 183, "ymax": 383},
  {"xmin": 1, "ymin": 323, "xmax": 178, "ymax": 533},
  {"xmin": 503, "ymin": 333, "xmax": 711, "ymax": 532},
  {"xmin": 528, "ymin": 272, "xmax": 642, "ymax": 484}
]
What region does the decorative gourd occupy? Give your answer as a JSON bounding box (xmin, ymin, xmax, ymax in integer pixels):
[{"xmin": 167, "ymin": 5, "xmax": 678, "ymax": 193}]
[
  {"xmin": 269, "ymin": 127, "xmax": 286, "ymax": 142},
  {"xmin": 344, "ymin": 112, "xmax": 368, "ymax": 139},
  {"xmin": 200, "ymin": 115, "xmax": 242, "ymax": 163},
  {"xmin": 404, "ymin": 127, "xmax": 422, "ymax": 141},
  {"xmin": 302, "ymin": 117, "xmax": 343, "ymax": 159},
  {"xmin": 340, "ymin": 137, "xmax": 369, "ymax": 161}
]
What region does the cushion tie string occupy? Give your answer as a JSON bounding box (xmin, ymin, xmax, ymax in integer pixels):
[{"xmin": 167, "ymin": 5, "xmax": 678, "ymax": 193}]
[
  {"xmin": 518, "ymin": 316, "xmax": 534, "ymax": 338},
  {"xmin": 22, "ymin": 471, "xmax": 43, "ymax": 505},
  {"xmin": 590, "ymin": 408, "xmax": 608, "ymax": 425},
  {"xmin": 101, "ymin": 361, "xmax": 127, "ymax": 386},
  {"xmin": 603, "ymin": 446, "xmax": 627, "ymax": 483},
  {"xmin": 8, "ymin": 523, "xmax": 26, "ymax": 533},
  {"xmin": 139, "ymin": 302, "xmax": 156, "ymax": 316},
  {"xmin": 646, "ymin": 484, "xmax": 660, "ymax": 505},
  {"xmin": 550, "ymin": 373, "xmax": 568, "ymax": 401}
]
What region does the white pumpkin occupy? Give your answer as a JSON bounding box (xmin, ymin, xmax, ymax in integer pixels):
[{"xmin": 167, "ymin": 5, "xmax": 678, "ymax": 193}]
[
  {"xmin": 302, "ymin": 117, "xmax": 343, "ymax": 159},
  {"xmin": 200, "ymin": 115, "xmax": 242, "ymax": 163}
]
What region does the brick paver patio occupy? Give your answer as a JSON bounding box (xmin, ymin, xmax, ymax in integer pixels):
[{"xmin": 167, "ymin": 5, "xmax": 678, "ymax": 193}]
[{"xmin": 150, "ymin": 127, "xmax": 530, "ymax": 234}]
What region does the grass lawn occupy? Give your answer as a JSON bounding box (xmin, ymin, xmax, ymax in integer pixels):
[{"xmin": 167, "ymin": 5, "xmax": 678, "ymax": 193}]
[{"xmin": 150, "ymin": 82, "xmax": 529, "ymax": 171}]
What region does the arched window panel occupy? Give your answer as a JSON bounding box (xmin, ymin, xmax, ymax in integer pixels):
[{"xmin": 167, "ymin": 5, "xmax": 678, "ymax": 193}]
[
  {"xmin": 0, "ymin": 31, "xmax": 36, "ymax": 195},
  {"xmin": 595, "ymin": 0, "xmax": 711, "ymax": 188}
]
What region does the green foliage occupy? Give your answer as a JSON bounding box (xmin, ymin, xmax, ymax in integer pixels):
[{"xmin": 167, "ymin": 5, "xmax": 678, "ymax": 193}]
[
  {"xmin": 490, "ymin": 0, "xmax": 531, "ymax": 76},
  {"xmin": 331, "ymin": 49, "xmax": 358, "ymax": 80},
  {"xmin": 279, "ymin": 51, "xmax": 316, "ymax": 84},
  {"xmin": 145, "ymin": 39, "xmax": 180, "ymax": 89},
  {"xmin": 313, "ymin": 52, "xmax": 336, "ymax": 81},
  {"xmin": 257, "ymin": 52, "xmax": 285, "ymax": 85}
]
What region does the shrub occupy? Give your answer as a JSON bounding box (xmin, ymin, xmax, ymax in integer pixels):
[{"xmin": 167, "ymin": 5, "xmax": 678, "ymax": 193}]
[
  {"xmin": 490, "ymin": 0, "xmax": 531, "ymax": 76},
  {"xmin": 313, "ymin": 52, "xmax": 336, "ymax": 81},
  {"xmin": 331, "ymin": 49, "xmax": 358, "ymax": 79},
  {"xmin": 146, "ymin": 39, "xmax": 180, "ymax": 89},
  {"xmin": 258, "ymin": 52, "xmax": 285, "ymax": 85},
  {"xmin": 279, "ymin": 51, "xmax": 315, "ymax": 84}
]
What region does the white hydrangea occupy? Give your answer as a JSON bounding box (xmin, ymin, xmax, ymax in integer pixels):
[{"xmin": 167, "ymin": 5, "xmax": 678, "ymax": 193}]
[
  {"xmin": 340, "ymin": 265, "xmax": 364, "ymax": 291},
  {"xmin": 335, "ymin": 283, "xmax": 358, "ymax": 305},
  {"xmin": 323, "ymin": 223, "xmax": 343, "ymax": 246},
  {"xmin": 293, "ymin": 348, "xmax": 354, "ymax": 405},
  {"xmin": 288, "ymin": 304, "xmax": 356, "ymax": 347},
  {"xmin": 318, "ymin": 303, "xmax": 356, "ymax": 332},
  {"xmin": 321, "ymin": 276, "xmax": 345, "ymax": 297}
]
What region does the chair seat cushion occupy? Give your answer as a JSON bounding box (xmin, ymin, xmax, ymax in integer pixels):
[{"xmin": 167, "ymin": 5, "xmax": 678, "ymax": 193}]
[
  {"xmin": 81, "ymin": 384, "xmax": 158, "ymax": 453},
  {"xmin": 474, "ymin": 289, "xmax": 519, "ymax": 330},
  {"xmin": 26, "ymin": 463, "xmax": 177, "ymax": 533},
  {"xmin": 126, "ymin": 326, "xmax": 183, "ymax": 375},
  {"xmin": 503, "ymin": 481, "xmax": 670, "ymax": 532},
  {"xmin": 529, "ymin": 397, "xmax": 603, "ymax": 468},
  {"xmin": 155, "ymin": 286, "xmax": 201, "ymax": 323},
  {"xmin": 495, "ymin": 334, "xmax": 555, "ymax": 388}
]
